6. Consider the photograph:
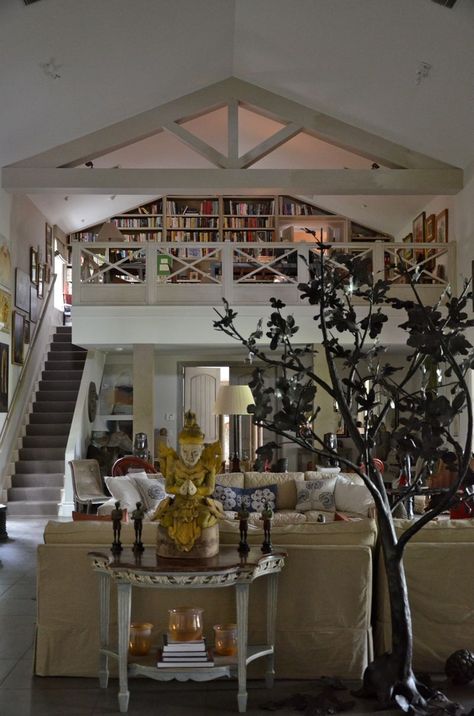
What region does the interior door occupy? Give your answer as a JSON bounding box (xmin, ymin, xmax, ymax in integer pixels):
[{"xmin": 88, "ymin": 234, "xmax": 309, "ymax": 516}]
[{"xmin": 184, "ymin": 367, "xmax": 222, "ymax": 443}]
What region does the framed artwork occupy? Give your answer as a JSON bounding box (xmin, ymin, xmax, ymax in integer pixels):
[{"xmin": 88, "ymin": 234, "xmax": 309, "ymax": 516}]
[
  {"xmin": 45, "ymin": 223, "xmax": 53, "ymax": 266},
  {"xmin": 30, "ymin": 284, "xmax": 39, "ymax": 323},
  {"xmin": 401, "ymin": 233, "xmax": 413, "ymax": 262},
  {"xmin": 413, "ymin": 212, "xmax": 426, "ymax": 243},
  {"xmin": 44, "ymin": 263, "xmax": 51, "ymax": 284},
  {"xmin": 425, "ymin": 214, "xmax": 436, "ymax": 242},
  {"xmin": 12, "ymin": 311, "xmax": 24, "ymax": 365},
  {"xmin": 15, "ymin": 268, "xmax": 30, "ymax": 314},
  {"xmin": 37, "ymin": 264, "xmax": 44, "ymax": 299},
  {"xmin": 30, "ymin": 247, "xmax": 38, "ymax": 285},
  {"xmin": 0, "ymin": 342, "xmax": 8, "ymax": 412},
  {"xmin": 0, "ymin": 233, "xmax": 11, "ymax": 290},
  {"xmin": 24, "ymin": 319, "xmax": 30, "ymax": 345},
  {"xmin": 436, "ymin": 209, "xmax": 449, "ymax": 243},
  {"xmin": 0, "ymin": 288, "xmax": 11, "ymax": 334}
]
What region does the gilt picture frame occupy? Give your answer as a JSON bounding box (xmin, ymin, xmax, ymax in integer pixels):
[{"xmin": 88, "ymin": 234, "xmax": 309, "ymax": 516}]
[
  {"xmin": 45, "ymin": 223, "xmax": 53, "ymax": 266},
  {"xmin": 12, "ymin": 311, "xmax": 25, "ymax": 365},
  {"xmin": 0, "ymin": 342, "xmax": 8, "ymax": 411},
  {"xmin": 15, "ymin": 268, "xmax": 30, "ymax": 314},
  {"xmin": 436, "ymin": 209, "xmax": 449, "ymax": 243}
]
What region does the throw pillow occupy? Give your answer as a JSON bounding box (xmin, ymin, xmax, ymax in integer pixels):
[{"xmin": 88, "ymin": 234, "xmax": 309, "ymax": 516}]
[
  {"xmin": 295, "ymin": 476, "xmax": 338, "ymax": 512},
  {"xmin": 104, "ymin": 476, "xmax": 142, "ymax": 512},
  {"xmin": 334, "ymin": 479, "xmax": 374, "ymax": 516},
  {"xmin": 244, "ymin": 472, "xmax": 304, "ymax": 510},
  {"xmin": 132, "ymin": 474, "xmax": 168, "ymax": 511},
  {"xmin": 213, "ymin": 484, "xmax": 277, "ymax": 513}
]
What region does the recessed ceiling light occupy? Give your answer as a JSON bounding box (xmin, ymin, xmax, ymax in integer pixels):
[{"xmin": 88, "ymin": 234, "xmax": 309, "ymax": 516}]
[{"xmin": 115, "ymin": 347, "xmax": 124, "ymax": 351}]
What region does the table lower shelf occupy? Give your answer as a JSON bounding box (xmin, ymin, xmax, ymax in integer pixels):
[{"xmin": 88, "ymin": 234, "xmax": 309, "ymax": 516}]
[{"xmin": 102, "ymin": 644, "xmax": 273, "ymax": 682}]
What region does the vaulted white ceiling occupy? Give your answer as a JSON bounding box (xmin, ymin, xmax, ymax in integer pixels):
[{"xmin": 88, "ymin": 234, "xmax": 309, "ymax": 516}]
[{"xmin": 1, "ymin": 0, "xmax": 473, "ymax": 235}]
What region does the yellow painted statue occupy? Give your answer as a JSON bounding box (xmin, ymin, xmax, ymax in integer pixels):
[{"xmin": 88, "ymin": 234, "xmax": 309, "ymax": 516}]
[{"xmin": 152, "ymin": 411, "xmax": 224, "ymax": 552}]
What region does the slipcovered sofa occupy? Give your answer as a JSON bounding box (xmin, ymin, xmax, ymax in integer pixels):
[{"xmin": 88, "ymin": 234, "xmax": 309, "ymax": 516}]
[
  {"xmin": 374, "ymin": 517, "xmax": 474, "ymax": 672},
  {"xmin": 35, "ymin": 468, "xmax": 377, "ymax": 681}
]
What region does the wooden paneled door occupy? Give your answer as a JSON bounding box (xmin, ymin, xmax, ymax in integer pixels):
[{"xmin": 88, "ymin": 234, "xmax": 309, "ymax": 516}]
[{"xmin": 183, "ymin": 367, "xmax": 222, "ymax": 444}]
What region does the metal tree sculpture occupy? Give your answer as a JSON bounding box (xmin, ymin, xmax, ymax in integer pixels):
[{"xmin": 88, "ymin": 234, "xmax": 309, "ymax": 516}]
[{"xmin": 214, "ymin": 239, "xmax": 473, "ymax": 712}]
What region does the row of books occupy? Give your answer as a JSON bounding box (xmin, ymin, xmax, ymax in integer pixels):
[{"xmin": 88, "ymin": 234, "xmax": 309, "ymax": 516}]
[
  {"xmin": 166, "ymin": 200, "xmax": 219, "ymax": 215},
  {"xmin": 113, "ymin": 218, "xmax": 162, "ymax": 228},
  {"xmin": 223, "ymin": 217, "xmax": 274, "ymax": 229},
  {"xmin": 222, "ymin": 200, "xmax": 275, "ymax": 216},
  {"xmin": 167, "ymin": 217, "xmax": 219, "ymax": 229},
  {"xmin": 157, "ymin": 635, "xmax": 214, "ymax": 669}
]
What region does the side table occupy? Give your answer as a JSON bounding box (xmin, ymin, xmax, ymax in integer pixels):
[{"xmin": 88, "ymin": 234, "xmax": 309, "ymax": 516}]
[{"xmin": 89, "ymin": 546, "xmax": 286, "ymax": 713}]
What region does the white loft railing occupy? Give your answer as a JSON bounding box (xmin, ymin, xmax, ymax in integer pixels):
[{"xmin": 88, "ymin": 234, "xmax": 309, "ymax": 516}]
[{"xmin": 71, "ymin": 240, "xmax": 456, "ymax": 307}]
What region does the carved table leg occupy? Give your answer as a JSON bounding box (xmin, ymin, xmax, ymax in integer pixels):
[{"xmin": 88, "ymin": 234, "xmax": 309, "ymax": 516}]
[
  {"xmin": 236, "ymin": 582, "xmax": 249, "ymax": 713},
  {"xmin": 98, "ymin": 573, "xmax": 110, "ymax": 688},
  {"xmin": 117, "ymin": 582, "xmax": 132, "ymax": 713},
  {"xmin": 265, "ymin": 572, "xmax": 279, "ymax": 688}
]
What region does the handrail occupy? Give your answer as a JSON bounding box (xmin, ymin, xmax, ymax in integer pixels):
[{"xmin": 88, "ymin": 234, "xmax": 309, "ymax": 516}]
[{"xmin": 0, "ymin": 275, "xmax": 61, "ymax": 494}]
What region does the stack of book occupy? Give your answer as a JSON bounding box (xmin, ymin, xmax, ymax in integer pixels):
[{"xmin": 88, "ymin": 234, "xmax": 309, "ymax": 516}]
[{"xmin": 157, "ymin": 634, "xmax": 214, "ymax": 669}]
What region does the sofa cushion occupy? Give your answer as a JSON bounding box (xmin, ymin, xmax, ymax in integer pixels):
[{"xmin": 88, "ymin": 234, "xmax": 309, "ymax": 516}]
[
  {"xmin": 219, "ymin": 516, "xmax": 377, "ymax": 547},
  {"xmin": 393, "ymin": 517, "xmax": 474, "ymax": 542},
  {"xmin": 295, "ymin": 476, "xmax": 338, "ymax": 513},
  {"xmin": 248, "ymin": 510, "xmax": 307, "ymax": 527},
  {"xmin": 213, "ymin": 484, "xmax": 277, "ymax": 513},
  {"xmin": 244, "ymin": 472, "xmax": 304, "ymax": 510},
  {"xmin": 306, "ymin": 470, "xmax": 365, "ymax": 486},
  {"xmin": 104, "ymin": 476, "xmax": 142, "ymax": 512},
  {"xmin": 334, "ymin": 480, "xmax": 374, "ymax": 517},
  {"xmin": 215, "ymin": 473, "xmax": 245, "ymax": 489}
]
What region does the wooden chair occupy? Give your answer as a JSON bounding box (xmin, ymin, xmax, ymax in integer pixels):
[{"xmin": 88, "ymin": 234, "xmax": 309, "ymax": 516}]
[
  {"xmin": 69, "ymin": 459, "xmax": 110, "ymax": 513},
  {"xmin": 111, "ymin": 455, "xmax": 158, "ymax": 476}
]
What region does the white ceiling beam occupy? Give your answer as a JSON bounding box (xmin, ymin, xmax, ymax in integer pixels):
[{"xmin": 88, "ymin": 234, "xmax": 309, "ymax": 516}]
[
  {"xmin": 230, "ymin": 79, "xmax": 456, "ymax": 171},
  {"xmin": 227, "ymin": 99, "xmax": 239, "ymax": 164},
  {"xmin": 163, "ymin": 121, "xmax": 230, "ymax": 168},
  {"xmin": 238, "ymin": 122, "xmax": 302, "ymax": 168},
  {"xmin": 2, "ymin": 167, "xmax": 463, "ymax": 195},
  {"xmin": 8, "ymin": 78, "xmax": 457, "ymax": 175}
]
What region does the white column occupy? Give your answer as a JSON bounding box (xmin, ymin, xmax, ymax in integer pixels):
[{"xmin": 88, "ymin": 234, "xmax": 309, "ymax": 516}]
[{"xmin": 133, "ymin": 345, "xmax": 155, "ymax": 460}]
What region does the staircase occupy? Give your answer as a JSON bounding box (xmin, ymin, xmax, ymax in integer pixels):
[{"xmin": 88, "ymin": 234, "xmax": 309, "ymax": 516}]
[{"xmin": 7, "ymin": 326, "xmax": 87, "ymax": 516}]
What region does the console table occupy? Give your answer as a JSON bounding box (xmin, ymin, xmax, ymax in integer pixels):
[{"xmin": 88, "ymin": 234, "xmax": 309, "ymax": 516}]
[{"xmin": 89, "ymin": 546, "xmax": 286, "ymax": 713}]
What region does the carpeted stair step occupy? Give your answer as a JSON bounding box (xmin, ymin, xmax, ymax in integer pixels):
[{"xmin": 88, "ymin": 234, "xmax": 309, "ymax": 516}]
[
  {"xmin": 19, "ymin": 447, "xmax": 67, "ymax": 461},
  {"xmin": 35, "ymin": 390, "xmax": 79, "ymax": 402},
  {"xmin": 44, "ymin": 360, "xmax": 85, "ymax": 372},
  {"xmin": 15, "ymin": 459, "xmax": 65, "ymax": 474},
  {"xmin": 38, "ymin": 380, "xmax": 81, "ymax": 392},
  {"xmin": 6, "ymin": 501, "xmax": 60, "ymax": 517},
  {"xmin": 26, "ymin": 423, "xmax": 70, "ymax": 436},
  {"xmin": 49, "ymin": 343, "xmax": 85, "ymax": 353},
  {"xmin": 32, "ymin": 401, "xmax": 77, "ymax": 413},
  {"xmin": 29, "ymin": 412, "xmax": 73, "ymax": 424},
  {"xmin": 8, "ymin": 486, "xmax": 62, "ymax": 502},
  {"xmin": 22, "ymin": 435, "xmax": 68, "ymax": 449},
  {"xmin": 42, "ymin": 369, "xmax": 83, "ymax": 381},
  {"xmin": 11, "ymin": 473, "xmax": 64, "ymax": 487},
  {"xmin": 52, "ymin": 332, "xmax": 74, "ymax": 343}
]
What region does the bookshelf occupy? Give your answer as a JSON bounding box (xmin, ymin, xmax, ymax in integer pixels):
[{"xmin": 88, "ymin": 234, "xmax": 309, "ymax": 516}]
[{"xmin": 68, "ymin": 194, "xmax": 393, "ymax": 246}]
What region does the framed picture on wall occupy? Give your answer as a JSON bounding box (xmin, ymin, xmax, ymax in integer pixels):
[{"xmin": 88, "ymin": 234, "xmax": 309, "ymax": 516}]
[
  {"xmin": 24, "ymin": 319, "xmax": 30, "ymax": 345},
  {"xmin": 30, "ymin": 247, "xmax": 38, "ymax": 285},
  {"xmin": 12, "ymin": 311, "xmax": 25, "ymax": 365},
  {"xmin": 436, "ymin": 209, "xmax": 449, "ymax": 243},
  {"xmin": 15, "ymin": 268, "xmax": 30, "ymax": 314},
  {"xmin": 30, "ymin": 284, "xmax": 39, "ymax": 323},
  {"xmin": 37, "ymin": 264, "xmax": 44, "ymax": 299},
  {"xmin": 413, "ymin": 212, "xmax": 426, "ymax": 243},
  {"xmin": 0, "ymin": 288, "xmax": 11, "ymax": 334},
  {"xmin": 45, "ymin": 223, "xmax": 53, "ymax": 266},
  {"xmin": 0, "ymin": 342, "xmax": 8, "ymax": 411},
  {"xmin": 425, "ymin": 214, "xmax": 436, "ymax": 242}
]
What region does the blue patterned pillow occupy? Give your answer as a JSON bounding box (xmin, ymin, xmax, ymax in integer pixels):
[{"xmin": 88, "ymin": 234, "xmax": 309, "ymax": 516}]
[{"xmin": 213, "ymin": 484, "xmax": 277, "ymax": 513}]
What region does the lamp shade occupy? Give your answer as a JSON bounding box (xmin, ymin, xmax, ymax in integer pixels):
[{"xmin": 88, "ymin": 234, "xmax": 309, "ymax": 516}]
[
  {"xmin": 213, "ymin": 385, "xmax": 254, "ymax": 416},
  {"xmin": 97, "ymin": 221, "xmax": 125, "ymax": 242}
]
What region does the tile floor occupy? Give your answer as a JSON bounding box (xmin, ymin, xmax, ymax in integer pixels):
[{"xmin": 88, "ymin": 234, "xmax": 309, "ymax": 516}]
[{"xmin": 1, "ymin": 517, "xmax": 473, "ymax": 715}]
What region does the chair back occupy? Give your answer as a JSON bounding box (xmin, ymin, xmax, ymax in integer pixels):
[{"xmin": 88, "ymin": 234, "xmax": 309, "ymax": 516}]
[
  {"xmin": 69, "ymin": 459, "xmax": 106, "ymax": 501},
  {"xmin": 111, "ymin": 455, "xmax": 157, "ymax": 476}
]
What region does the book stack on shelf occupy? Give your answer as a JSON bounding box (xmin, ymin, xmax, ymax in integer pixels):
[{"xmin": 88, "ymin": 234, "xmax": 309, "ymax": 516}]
[{"xmin": 157, "ymin": 634, "xmax": 214, "ymax": 669}]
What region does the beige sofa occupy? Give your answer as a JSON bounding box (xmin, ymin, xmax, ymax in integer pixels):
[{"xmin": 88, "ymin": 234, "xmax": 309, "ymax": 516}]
[
  {"xmin": 374, "ymin": 517, "xmax": 474, "ymax": 672},
  {"xmin": 36, "ymin": 512, "xmax": 377, "ymax": 681}
]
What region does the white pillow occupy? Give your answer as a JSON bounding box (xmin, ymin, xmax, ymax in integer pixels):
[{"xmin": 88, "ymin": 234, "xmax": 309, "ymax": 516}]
[
  {"xmin": 132, "ymin": 474, "xmax": 168, "ymax": 511},
  {"xmin": 334, "ymin": 479, "xmax": 375, "ymax": 516},
  {"xmin": 104, "ymin": 476, "xmax": 142, "ymax": 512},
  {"xmin": 295, "ymin": 476, "xmax": 338, "ymax": 512}
]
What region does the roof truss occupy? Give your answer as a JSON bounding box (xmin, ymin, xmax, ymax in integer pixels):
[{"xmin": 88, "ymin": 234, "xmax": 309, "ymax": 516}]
[{"xmin": 2, "ymin": 77, "xmax": 463, "ymax": 196}]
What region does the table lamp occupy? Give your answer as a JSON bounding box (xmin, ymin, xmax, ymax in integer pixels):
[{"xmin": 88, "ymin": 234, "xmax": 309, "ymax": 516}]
[{"xmin": 213, "ymin": 385, "xmax": 254, "ymax": 472}]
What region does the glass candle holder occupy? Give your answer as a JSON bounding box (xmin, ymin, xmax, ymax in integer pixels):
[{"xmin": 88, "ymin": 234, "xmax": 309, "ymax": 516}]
[
  {"xmin": 213, "ymin": 623, "xmax": 237, "ymax": 656},
  {"xmin": 168, "ymin": 607, "xmax": 204, "ymax": 642},
  {"xmin": 129, "ymin": 622, "xmax": 153, "ymax": 656}
]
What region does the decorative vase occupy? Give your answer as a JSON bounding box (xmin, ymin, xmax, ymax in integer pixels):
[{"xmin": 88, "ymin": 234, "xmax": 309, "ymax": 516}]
[
  {"xmin": 168, "ymin": 607, "xmax": 204, "ymax": 642},
  {"xmin": 213, "ymin": 623, "xmax": 237, "ymax": 656},
  {"xmin": 129, "ymin": 622, "xmax": 154, "ymax": 656}
]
